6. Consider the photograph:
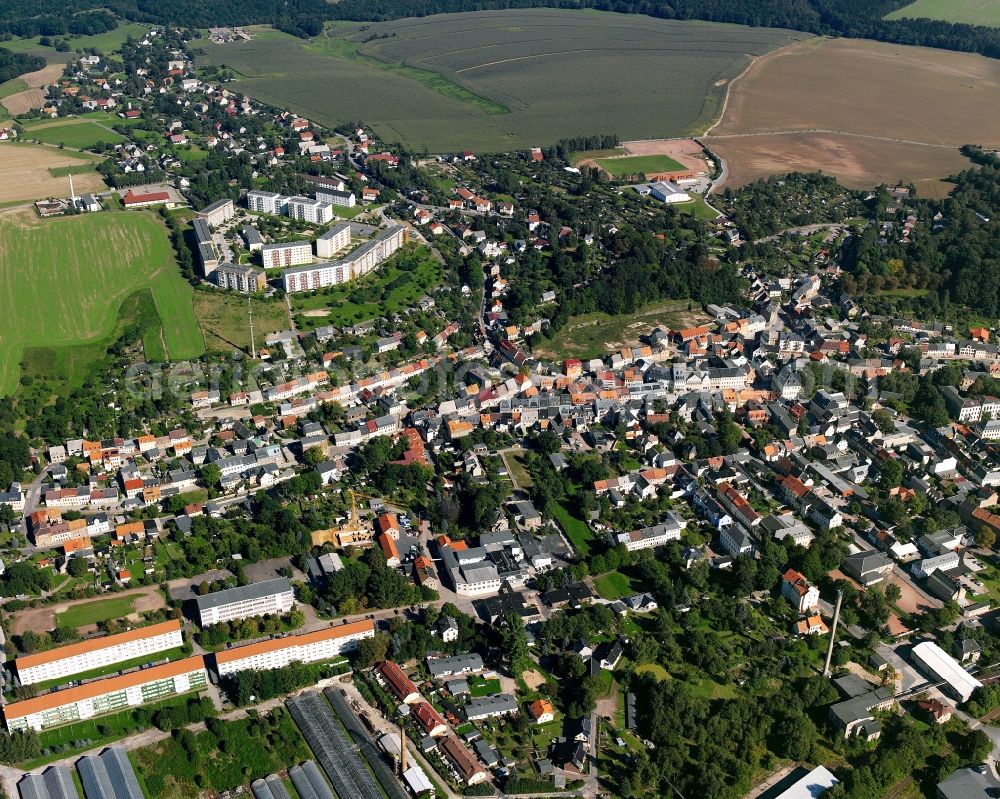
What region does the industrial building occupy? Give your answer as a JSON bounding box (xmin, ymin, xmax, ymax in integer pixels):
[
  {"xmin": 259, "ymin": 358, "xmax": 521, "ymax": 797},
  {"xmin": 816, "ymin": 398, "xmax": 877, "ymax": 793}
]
[
  {"xmin": 77, "ymin": 747, "xmax": 144, "ymax": 799},
  {"xmin": 911, "ymin": 640, "xmax": 982, "ymax": 703}
]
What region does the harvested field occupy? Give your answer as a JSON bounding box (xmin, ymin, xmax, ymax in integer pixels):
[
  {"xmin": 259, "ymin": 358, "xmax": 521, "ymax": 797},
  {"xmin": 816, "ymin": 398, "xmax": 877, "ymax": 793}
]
[
  {"xmin": 0, "ymin": 64, "xmax": 63, "ymax": 116},
  {"xmin": 0, "ymin": 143, "xmax": 105, "ymax": 203},
  {"xmin": 708, "ymin": 133, "xmax": 969, "ymax": 197},
  {"xmin": 196, "ymin": 13, "xmax": 809, "ymax": 152},
  {"xmin": 706, "ymin": 37, "xmax": 1000, "ymax": 193}
]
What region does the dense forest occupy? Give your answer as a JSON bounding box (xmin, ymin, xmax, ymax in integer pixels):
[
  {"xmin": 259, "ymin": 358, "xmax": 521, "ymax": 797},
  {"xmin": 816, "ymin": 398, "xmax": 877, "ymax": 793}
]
[
  {"xmin": 5, "ymin": 0, "xmax": 1000, "ymax": 58},
  {"xmin": 0, "ymin": 48, "xmax": 43, "ymax": 83}
]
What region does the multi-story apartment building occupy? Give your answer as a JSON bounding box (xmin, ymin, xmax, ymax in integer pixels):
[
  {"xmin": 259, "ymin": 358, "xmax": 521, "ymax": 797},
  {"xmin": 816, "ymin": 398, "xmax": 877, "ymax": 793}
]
[
  {"xmin": 212, "ymin": 620, "xmax": 374, "ymax": 676},
  {"xmin": 314, "ymin": 223, "xmax": 351, "ymax": 259},
  {"xmin": 316, "ymin": 188, "xmax": 356, "ymax": 207},
  {"xmin": 198, "ymin": 198, "xmax": 236, "ymax": 228},
  {"xmin": 261, "ymin": 241, "xmax": 312, "ymax": 269},
  {"xmin": 15, "ymin": 620, "xmax": 184, "ymax": 686},
  {"xmin": 285, "ymin": 196, "xmax": 333, "ymax": 224},
  {"xmin": 214, "ymin": 262, "xmax": 266, "ymax": 293},
  {"xmin": 3, "ymin": 656, "xmax": 207, "ymax": 732},
  {"xmin": 246, "ymin": 190, "xmax": 287, "ymax": 215},
  {"xmin": 615, "ymin": 512, "xmax": 685, "ymax": 551},
  {"xmin": 283, "ymin": 225, "xmax": 406, "ymax": 293},
  {"xmin": 195, "ymin": 578, "xmax": 294, "ymax": 626}
]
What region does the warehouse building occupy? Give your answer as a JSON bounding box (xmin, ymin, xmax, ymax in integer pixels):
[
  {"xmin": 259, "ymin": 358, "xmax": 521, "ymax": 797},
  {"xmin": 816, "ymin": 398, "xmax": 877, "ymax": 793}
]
[
  {"xmin": 911, "ymin": 640, "xmax": 982, "ymax": 703},
  {"xmin": 15, "ymin": 620, "xmax": 184, "ymax": 687},
  {"xmin": 17, "ymin": 766, "xmax": 80, "ymax": 799},
  {"xmin": 77, "ymin": 747, "xmax": 144, "ymax": 799},
  {"xmin": 212, "ymin": 620, "xmax": 374, "ymax": 676},
  {"xmin": 195, "ymin": 578, "xmax": 294, "ymax": 627},
  {"xmin": 4, "ymin": 656, "xmax": 207, "ymax": 732}
]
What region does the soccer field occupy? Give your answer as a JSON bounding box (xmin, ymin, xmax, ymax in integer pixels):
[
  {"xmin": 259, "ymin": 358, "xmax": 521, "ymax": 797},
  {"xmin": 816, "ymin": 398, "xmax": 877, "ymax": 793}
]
[
  {"xmin": 594, "ymin": 154, "xmax": 687, "ymax": 177},
  {"xmin": 0, "ymin": 211, "xmax": 204, "ymax": 395}
]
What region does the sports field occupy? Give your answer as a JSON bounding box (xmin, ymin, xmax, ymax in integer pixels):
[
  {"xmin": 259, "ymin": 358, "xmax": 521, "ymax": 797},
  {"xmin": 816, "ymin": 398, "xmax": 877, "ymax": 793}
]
[
  {"xmin": 594, "ymin": 154, "xmax": 687, "ymax": 178},
  {"xmin": 706, "ymin": 37, "xmax": 1000, "ymax": 192},
  {"xmin": 195, "ymin": 12, "xmax": 808, "ymax": 151},
  {"xmin": 886, "ymin": 0, "xmax": 1000, "ymax": 26},
  {"xmin": 0, "ymin": 210, "xmax": 204, "ymax": 395},
  {"xmin": 56, "ymin": 595, "xmax": 137, "ymax": 628}
]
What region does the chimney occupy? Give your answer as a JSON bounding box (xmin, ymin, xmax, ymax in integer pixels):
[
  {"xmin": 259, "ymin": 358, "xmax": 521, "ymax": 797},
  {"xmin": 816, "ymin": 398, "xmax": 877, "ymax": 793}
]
[{"xmin": 399, "ymin": 723, "xmax": 407, "ymax": 774}]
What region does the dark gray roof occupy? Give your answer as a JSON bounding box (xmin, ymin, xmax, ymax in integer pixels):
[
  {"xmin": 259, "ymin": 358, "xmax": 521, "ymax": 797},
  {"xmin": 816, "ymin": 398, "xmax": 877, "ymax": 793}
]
[
  {"xmin": 194, "ymin": 577, "xmax": 292, "ymax": 612},
  {"xmin": 18, "ymin": 767, "xmax": 80, "ymax": 799},
  {"xmin": 77, "ymin": 748, "xmax": 143, "ymax": 799},
  {"xmin": 937, "ymin": 766, "xmax": 1000, "ymax": 799}
]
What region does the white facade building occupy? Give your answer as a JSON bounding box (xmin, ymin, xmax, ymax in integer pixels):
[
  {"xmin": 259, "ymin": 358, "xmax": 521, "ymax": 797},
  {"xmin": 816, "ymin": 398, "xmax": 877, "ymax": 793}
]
[
  {"xmin": 315, "ymin": 223, "xmax": 352, "ymax": 259},
  {"xmin": 195, "ymin": 578, "xmax": 295, "ymax": 626},
  {"xmin": 15, "ymin": 620, "xmax": 184, "ymax": 686},
  {"xmin": 261, "ymin": 241, "xmax": 313, "ymax": 269},
  {"xmin": 212, "ymin": 620, "xmax": 374, "ymax": 676}
]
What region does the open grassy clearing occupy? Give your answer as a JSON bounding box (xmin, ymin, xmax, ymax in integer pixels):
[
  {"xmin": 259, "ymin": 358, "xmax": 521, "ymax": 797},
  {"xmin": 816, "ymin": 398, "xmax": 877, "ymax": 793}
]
[
  {"xmin": 595, "ymin": 153, "xmax": 687, "ymax": 177},
  {"xmin": 707, "ymin": 36, "xmax": 1000, "ymax": 192},
  {"xmin": 55, "ymin": 595, "xmax": 138, "ymax": 628},
  {"xmin": 21, "ymin": 117, "xmax": 127, "ymax": 149},
  {"xmin": 886, "ymin": 0, "xmax": 1000, "ymax": 26},
  {"xmin": 291, "ymin": 244, "xmax": 442, "ymax": 330},
  {"xmin": 193, "ymin": 290, "xmax": 289, "ymax": 353},
  {"xmin": 0, "ymin": 143, "xmax": 104, "ymax": 202},
  {"xmin": 533, "ymin": 298, "xmax": 708, "ymax": 361},
  {"xmin": 552, "ymin": 501, "xmax": 595, "ymax": 556},
  {"xmin": 0, "ymin": 210, "xmax": 204, "ymax": 395},
  {"xmin": 0, "ymin": 78, "xmax": 27, "ymax": 100},
  {"xmin": 593, "ymin": 570, "xmax": 641, "ymax": 601},
  {"xmin": 0, "ymin": 23, "xmax": 150, "ymax": 58},
  {"xmin": 195, "ymin": 12, "xmax": 807, "ymax": 152}
]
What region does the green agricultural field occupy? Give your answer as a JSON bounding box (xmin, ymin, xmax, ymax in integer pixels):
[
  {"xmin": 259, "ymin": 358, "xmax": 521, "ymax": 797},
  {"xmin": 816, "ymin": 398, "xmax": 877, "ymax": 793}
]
[
  {"xmin": 21, "ymin": 118, "xmax": 126, "ymax": 149},
  {"xmin": 194, "ymin": 12, "xmax": 809, "ymax": 152},
  {"xmin": 595, "ymin": 154, "xmax": 687, "ymax": 177},
  {"xmin": 886, "ymin": 0, "xmax": 1000, "ymax": 26},
  {"xmin": 0, "ymin": 78, "xmax": 27, "ymax": 100},
  {"xmin": 291, "ymin": 244, "xmax": 443, "ymax": 329},
  {"xmin": 0, "ymin": 211, "xmax": 204, "ymax": 395},
  {"xmin": 56, "ymin": 596, "xmax": 138, "ymax": 628}
]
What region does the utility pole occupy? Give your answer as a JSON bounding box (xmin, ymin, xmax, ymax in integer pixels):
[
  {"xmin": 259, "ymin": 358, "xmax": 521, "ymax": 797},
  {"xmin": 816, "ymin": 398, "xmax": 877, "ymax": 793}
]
[
  {"xmin": 823, "ymin": 588, "xmax": 844, "ymax": 678},
  {"xmin": 247, "ymin": 294, "xmax": 255, "ymax": 356}
]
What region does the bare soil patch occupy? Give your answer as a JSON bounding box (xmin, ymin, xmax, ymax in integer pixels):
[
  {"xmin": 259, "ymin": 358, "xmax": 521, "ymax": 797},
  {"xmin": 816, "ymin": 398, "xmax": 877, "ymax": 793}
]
[
  {"xmin": 0, "ymin": 143, "xmax": 105, "ymax": 203},
  {"xmin": 302, "ymin": 309, "xmax": 330, "ymax": 317},
  {"xmin": 709, "ymin": 132, "xmax": 968, "ymax": 197},
  {"xmin": 522, "ymin": 669, "xmax": 547, "ymax": 691},
  {"xmin": 708, "ymin": 36, "xmax": 1000, "ymax": 191},
  {"xmin": 9, "ymin": 585, "xmax": 165, "ymax": 636},
  {"xmin": 21, "ymin": 64, "xmax": 64, "ymax": 89}
]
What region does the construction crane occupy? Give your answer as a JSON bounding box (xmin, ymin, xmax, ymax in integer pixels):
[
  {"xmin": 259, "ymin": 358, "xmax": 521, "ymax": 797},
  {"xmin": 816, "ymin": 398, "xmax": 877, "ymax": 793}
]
[{"xmin": 310, "ymin": 488, "xmax": 384, "ymax": 547}]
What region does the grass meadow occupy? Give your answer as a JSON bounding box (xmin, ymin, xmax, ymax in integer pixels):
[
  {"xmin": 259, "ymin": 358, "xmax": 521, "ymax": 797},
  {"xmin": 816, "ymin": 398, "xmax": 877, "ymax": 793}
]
[
  {"xmin": 0, "ymin": 22, "xmax": 150, "ymax": 60},
  {"xmin": 886, "ymin": 0, "xmax": 1000, "ymax": 26},
  {"xmin": 195, "ymin": 12, "xmax": 808, "ymax": 151},
  {"xmin": 21, "ymin": 117, "xmax": 127, "ymax": 149},
  {"xmin": 56, "ymin": 595, "xmax": 138, "ymax": 628},
  {"xmin": 0, "ymin": 211, "xmax": 204, "ymax": 395}
]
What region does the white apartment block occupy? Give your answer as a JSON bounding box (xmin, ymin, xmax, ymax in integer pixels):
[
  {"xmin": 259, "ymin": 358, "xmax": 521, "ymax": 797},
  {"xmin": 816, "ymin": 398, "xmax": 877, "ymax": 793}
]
[
  {"xmin": 246, "ymin": 190, "xmax": 287, "ymax": 215},
  {"xmin": 4, "ymin": 656, "xmax": 207, "ymax": 732},
  {"xmin": 15, "ymin": 621, "xmax": 184, "ymax": 686},
  {"xmin": 316, "ymin": 188, "xmax": 356, "ymax": 207},
  {"xmin": 212, "ymin": 619, "xmax": 374, "ymax": 676},
  {"xmin": 616, "ymin": 512, "xmax": 685, "ymax": 552},
  {"xmin": 315, "ymin": 222, "xmax": 352, "ymax": 258},
  {"xmin": 285, "ymin": 196, "xmax": 334, "ymax": 224},
  {"xmin": 195, "ymin": 578, "xmax": 295, "ymax": 626},
  {"xmin": 261, "ymin": 241, "xmax": 313, "ymax": 269},
  {"xmin": 283, "ymin": 224, "xmax": 405, "ymax": 293},
  {"xmin": 198, "ymin": 198, "xmax": 236, "ymax": 228}
]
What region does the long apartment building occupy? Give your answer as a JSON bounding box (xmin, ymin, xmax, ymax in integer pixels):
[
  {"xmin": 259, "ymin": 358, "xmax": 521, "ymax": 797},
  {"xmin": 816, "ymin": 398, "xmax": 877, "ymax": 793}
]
[
  {"xmin": 195, "ymin": 578, "xmax": 295, "ymax": 626},
  {"xmin": 212, "ymin": 619, "xmax": 374, "ymax": 677},
  {"xmin": 283, "ymin": 224, "xmax": 406, "ymax": 293},
  {"xmin": 261, "ymin": 240, "xmax": 312, "ymax": 269},
  {"xmin": 193, "ymin": 217, "xmax": 219, "ymax": 277},
  {"xmin": 3, "ymin": 656, "xmax": 207, "ymax": 732},
  {"xmin": 15, "ymin": 620, "xmax": 184, "ymax": 687},
  {"xmin": 247, "ymin": 190, "xmax": 287, "ymax": 215}
]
